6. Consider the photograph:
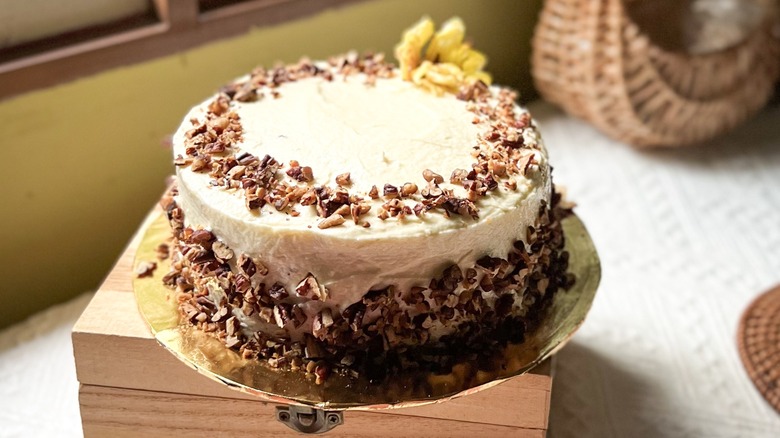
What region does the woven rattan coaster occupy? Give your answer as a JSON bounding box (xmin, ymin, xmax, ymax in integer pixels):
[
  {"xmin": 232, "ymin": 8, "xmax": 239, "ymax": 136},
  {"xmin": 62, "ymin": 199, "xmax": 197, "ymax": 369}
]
[{"xmin": 738, "ymin": 284, "xmax": 780, "ymax": 413}]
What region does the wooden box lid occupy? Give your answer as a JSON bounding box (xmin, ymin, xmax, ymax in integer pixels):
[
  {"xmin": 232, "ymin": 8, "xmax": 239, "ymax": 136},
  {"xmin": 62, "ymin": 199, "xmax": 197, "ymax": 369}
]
[{"xmin": 72, "ymin": 208, "xmax": 553, "ymax": 437}]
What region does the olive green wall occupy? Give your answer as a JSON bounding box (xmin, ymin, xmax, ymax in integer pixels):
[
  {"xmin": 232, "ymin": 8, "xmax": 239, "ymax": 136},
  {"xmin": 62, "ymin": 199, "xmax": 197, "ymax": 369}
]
[{"xmin": 0, "ymin": 0, "xmax": 542, "ymax": 328}]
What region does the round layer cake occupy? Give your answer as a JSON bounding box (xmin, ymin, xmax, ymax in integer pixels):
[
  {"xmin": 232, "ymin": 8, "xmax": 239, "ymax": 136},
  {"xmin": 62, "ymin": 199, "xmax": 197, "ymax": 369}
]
[{"xmin": 162, "ymin": 54, "xmax": 572, "ymax": 382}]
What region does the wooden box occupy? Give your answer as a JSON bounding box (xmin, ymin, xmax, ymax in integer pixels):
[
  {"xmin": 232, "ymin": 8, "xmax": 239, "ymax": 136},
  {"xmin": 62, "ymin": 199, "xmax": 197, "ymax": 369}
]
[{"xmin": 72, "ymin": 209, "xmax": 553, "ymax": 437}]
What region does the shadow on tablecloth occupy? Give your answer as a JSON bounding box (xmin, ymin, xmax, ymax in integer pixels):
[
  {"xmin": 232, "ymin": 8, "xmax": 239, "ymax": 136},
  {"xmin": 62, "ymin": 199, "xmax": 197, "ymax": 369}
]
[{"xmin": 549, "ymin": 340, "xmax": 688, "ymax": 438}]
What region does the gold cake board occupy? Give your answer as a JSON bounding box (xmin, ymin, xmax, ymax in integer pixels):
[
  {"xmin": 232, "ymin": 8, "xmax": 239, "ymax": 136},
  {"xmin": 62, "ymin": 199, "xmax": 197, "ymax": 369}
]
[{"xmin": 73, "ymin": 206, "xmax": 555, "ymax": 437}]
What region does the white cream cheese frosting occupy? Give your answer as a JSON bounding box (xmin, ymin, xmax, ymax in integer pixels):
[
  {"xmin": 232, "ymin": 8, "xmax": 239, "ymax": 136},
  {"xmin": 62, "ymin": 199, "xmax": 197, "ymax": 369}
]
[{"xmin": 172, "ymin": 69, "xmax": 550, "ymax": 337}]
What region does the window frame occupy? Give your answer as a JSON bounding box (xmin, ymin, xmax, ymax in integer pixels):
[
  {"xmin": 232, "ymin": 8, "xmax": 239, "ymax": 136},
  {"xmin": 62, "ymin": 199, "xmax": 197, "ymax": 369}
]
[{"xmin": 0, "ymin": 0, "xmax": 365, "ymax": 100}]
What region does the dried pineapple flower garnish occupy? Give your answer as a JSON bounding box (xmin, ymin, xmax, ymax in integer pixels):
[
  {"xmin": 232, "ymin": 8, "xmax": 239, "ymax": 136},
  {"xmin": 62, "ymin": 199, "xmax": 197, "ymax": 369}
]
[{"xmin": 394, "ymin": 16, "xmax": 492, "ymax": 95}]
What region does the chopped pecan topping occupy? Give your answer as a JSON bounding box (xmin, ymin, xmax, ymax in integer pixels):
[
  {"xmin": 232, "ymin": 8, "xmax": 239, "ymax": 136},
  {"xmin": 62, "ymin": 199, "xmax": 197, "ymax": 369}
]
[
  {"xmin": 318, "ymin": 214, "xmax": 346, "ymax": 229},
  {"xmin": 238, "ymin": 255, "xmax": 256, "ymax": 277},
  {"xmin": 135, "ymin": 261, "xmax": 157, "ymax": 278},
  {"xmin": 155, "ymin": 243, "xmax": 170, "ymax": 260},
  {"xmin": 268, "ymin": 283, "xmax": 289, "ymax": 300},
  {"xmin": 226, "ymin": 316, "xmax": 239, "ymax": 336},
  {"xmin": 400, "ymin": 182, "xmax": 418, "ymax": 197},
  {"xmin": 173, "ymin": 155, "xmax": 191, "ymax": 167},
  {"xmin": 211, "ymin": 305, "xmax": 230, "ymax": 323},
  {"xmin": 312, "ymin": 309, "xmax": 334, "ymax": 339},
  {"xmin": 226, "ymin": 165, "xmax": 246, "ymax": 180},
  {"xmin": 442, "ymin": 197, "xmax": 479, "ymax": 219},
  {"xmin": 207, "ymin": 94, "xmax": 230, "ymax": 116},
  {"xmin": 212, "ymin": 241, "xmax": 233, "ymax": 262},
  {"xmin": 188, "ymin": 229, "xmax": 214, "ymax": 245},
  {"xmin": 422, "ymin": 169, "xmax": 444, "ymax": 184},
  {"xmin": 304, "ymin": 334, "xmax": 325, "ymax": 359},
  {"xmin": 234, "ymin": 84, "xmax": 258, "ymax": 102},
  {"xmin": 315, "ymin": 186, "xmax": 349, "ymax": 218},
  {"xmin": 456, "ymin": 79, "xmax": 490, "ymax": 101},
  {"xmin": 420, "ymin": 183, "xmax": 443, "ymax": 199},
  {"xmin": 286, "ymin": 163, "xmax": 314, "ymax": 182},
  {"xmin": 191, "ymin": 156, "xmax": 211, "ymax": 172},
  {"xmin": 234, "ymin": 274, "xmax": 252, "ymax": 293},
  {"xmin": 335, "ymin": 172, "xmax": 351, "ymax": 186},
  {"xmin": 350, "ymin": 202, "xmax": 371, "ymax": 224},
  {"xmin": 273, "ymin": 303, "xmax": 293, "ymax": 328},
  {"xmin": 383, "ymin": 184, "xmax": 399, "ymax": 198},
  {"xmin": 519, "ymin": 153, "xmax": 538, "ymax": 176},
  {"xmin": 292, "ymin": 305, "xmax": 307, "ymax": 328},
  {"xmin": 225, "ymin": 336, "xmax": 242, "ymax": 349},
  {"xmin": 314, "ymin": 362, "xmax": 330, "ymax": 384},
  {"xmin": 162, "ymin": 185, "xmax": 574, "ymax": 384},
  {"xmin": 295, "ymin": 273, "xmax": 328, "ymax": 300},
  {"xmin": 450, "ymin": 168, "xmax": 468, "ymax": 184},
  {"xmin": 343, "ymin": 302, "xmax": 366, "ymax": 332},
  {"xmin": 333, "ymin": 204, "xmax": 350, "ymax": 217}
]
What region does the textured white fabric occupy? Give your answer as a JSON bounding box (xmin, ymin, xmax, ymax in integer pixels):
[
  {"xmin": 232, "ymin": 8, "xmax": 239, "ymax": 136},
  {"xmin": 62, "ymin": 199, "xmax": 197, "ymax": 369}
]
[
  {"xmin": 0, "ymin": 102, "xmax": 778, "ymax": 437},
  {"xmin": 534, "ymin": 102, "xmax": 780, "ymax": 437},
  {"xmin": 0, "ymin": 293, "xmax": 91, "ymax": 438}
]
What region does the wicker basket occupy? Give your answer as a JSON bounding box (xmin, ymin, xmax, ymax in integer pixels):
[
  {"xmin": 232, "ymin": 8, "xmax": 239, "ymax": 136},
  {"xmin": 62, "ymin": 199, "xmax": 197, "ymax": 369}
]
[{"xmin": 532, "ymin": 0, "xmax": 780, "ymax": 147}]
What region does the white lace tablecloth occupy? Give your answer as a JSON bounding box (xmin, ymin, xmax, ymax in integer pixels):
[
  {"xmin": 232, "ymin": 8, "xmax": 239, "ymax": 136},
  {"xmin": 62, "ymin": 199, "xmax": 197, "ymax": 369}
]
[
  {"xmin": 0, "ymin": 293, "xmax": 91, "ymax": 437},
  {"xmin": 537, "ymin": 102, "xmax": 780, "ymax": 437},
  {"xmin": 1, "ymin": 102, "xmax": 778, "ymax": 437}
]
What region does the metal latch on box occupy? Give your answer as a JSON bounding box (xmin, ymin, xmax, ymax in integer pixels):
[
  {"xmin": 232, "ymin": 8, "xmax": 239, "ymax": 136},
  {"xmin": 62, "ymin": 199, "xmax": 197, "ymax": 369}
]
[{"xmin": 275, "ymin": 405, "xmax": 343, "ymax": 434}]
